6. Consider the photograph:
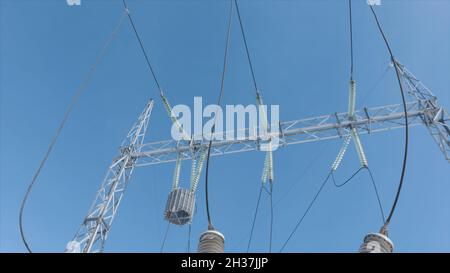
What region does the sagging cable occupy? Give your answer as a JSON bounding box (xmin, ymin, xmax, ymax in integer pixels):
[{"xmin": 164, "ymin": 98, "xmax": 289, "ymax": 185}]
[
  {"xmin": 369, "ymin": 3, "xmax": 409, "ymax": 236},
  {"xmin": 19, "ymin": 9, "xmax": 128, "ymax": 253}
]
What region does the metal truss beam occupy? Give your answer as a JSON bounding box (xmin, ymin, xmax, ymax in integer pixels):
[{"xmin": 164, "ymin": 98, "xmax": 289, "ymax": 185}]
[
  {"xmin": 132, "ymin": 101, "xmax": 426, "ymax": 166},
  {"xmin": 130, "ymin": 62, "xmax": 449, "ymax": 166}
]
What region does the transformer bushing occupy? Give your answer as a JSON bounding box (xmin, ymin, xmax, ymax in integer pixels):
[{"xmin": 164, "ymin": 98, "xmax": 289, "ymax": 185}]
[
  {"xmin": 164, "ymin": 188, "xmax": 195, "ymax": 225},
  {"xmin": 197, "ymin": 229, "xmax": 225, "ymax": 253},
  {"xmin": 359, "ymin": 233, "xmax": 394, "ymax": 253}
]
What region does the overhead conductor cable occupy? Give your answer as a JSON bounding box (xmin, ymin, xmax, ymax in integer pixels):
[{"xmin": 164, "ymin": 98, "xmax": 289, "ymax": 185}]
[
  {"xmin": 369, "ymin": 2, "xmax": 409, "ymax": 237},
  {"xmin": 197, "ymin": 0, "xmax": 233, "ymax": 254},
  {"xmin": 359, "ymin": 1, "xmax": 409, "ymax": 253}
]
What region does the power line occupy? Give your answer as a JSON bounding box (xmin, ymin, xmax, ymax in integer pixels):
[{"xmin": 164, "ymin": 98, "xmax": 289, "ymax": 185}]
[
  {"xmin": 331, "ymin": 166, "xmax": 386, "ymax": 224},
  {"xmin": 121, "ymin": 0, "xmax": 163, "ymax": 93},
  {"xmin": 348, "ymin": 0, "xmax": 354, "ymax": 80},
  {"xmin": 366, "ymin": 166, "xmax": 386, "ymax": 224},
  {"xmin": 234, "ymin": 0, "xmax": 259, "ymax": 93},
  {"xmin": 246, "ymin": 184, "xmax": 263, "ymax": 252},
  {"xmin": 19, "ymin": 10, "xmax": 128, "ymax": 253},
  {"xmin": 279, "ymin": 171, "xmax": 333, "ymax": 252},
  {"xmin": 160, "ymin": 222, "xmax": 171, "ymax": 253},
  {"xmin": 360, "ymin": 62, "xmax": 392, "ymax": 105},
  {"xmin": 187, "ymin": 224, "xmax": 192, "ymax": 253},
  {"xmin": 204, "ymin": 0, "xmax": 234, "ymax": 229},
  {"xmin": 331, "ymin": 167, "xmax": 365, "ymax": 188},
  {"xmin": 274, "ymin": 142, "xmax": 330, "ymax": 208},
  {"xmin": 245, "ymin": 183, "xmax": 274, "ymax": 253},
  {"xmin": 369, "ymin": 5, "xmax": 409, "ymax": 233},
  {"xmin": 269, "ymin": 182, "xmax": 274, "ymax": 253}
]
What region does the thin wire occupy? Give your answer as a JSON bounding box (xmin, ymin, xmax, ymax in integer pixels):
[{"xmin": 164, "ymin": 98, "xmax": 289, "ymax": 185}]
[
  {"xmin": 204, "ymin": 0, "xmax": 234, "ymax": 229},
  {"xmin": 360, "ymin": 62, "xmax": 392, "ymax": 105},
  {"xmin": 269, "ymin": 182, "xmax": 274, "ymax": 253},
  {"xmin": 18, "ymin": 11, "xmax": 127, "ymax": 253},
  {"xmin": 234, "ymin": 0, "xmax": 259, "ymax": 93},
  {"xmin": 274, "ymin": 142, "xmax": 330, "ymax": 207},
  {"xmin": 187, "ymin": 224, "xmax": 192, "ymax": 253},
  {"xmin": 366, "ymin": 166, "xmax": 386, "ymax": 224},
  {"xmin": 160, "ymin": 222, "xmax": 170, "ymax": 253},
  {"xmin": 122, "ymin": 0, "xmax": 163, "ymax": 93},
  {"xmin": 369, "ymin": 5, "xmax": 409, "ymax": 231},
  {"xmin": 348, "ymin": 0, "xmax": 354, "ymax": 80},
  {"xmin": 279, "ymin": 171, "xmax": 333, "ymax": 252},
  {"xmin": 246, "ymin": 184, "xmax": 263, "ymax": 252}
]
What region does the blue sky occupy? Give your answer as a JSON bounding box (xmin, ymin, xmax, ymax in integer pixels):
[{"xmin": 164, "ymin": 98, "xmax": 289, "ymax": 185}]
[{"xmin": 1, "ymin": 0, "xmax": 449, "ymax": 253}]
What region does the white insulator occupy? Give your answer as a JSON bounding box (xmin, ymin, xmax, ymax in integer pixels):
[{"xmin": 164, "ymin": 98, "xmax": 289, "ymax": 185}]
[
  {"xmin": 193, "ymin": 151, "xmax": 207, "ymax": 190},
  {"xmin": 348, "ymin": 80, "xmax": 356, "ymax": 118},
  {"xmin": 268, "ymin": 150, "xmax": 274, "ymax": 181},
  {"xmin": 351, "ymin": 128, "xmax": 369, "ymax": 167},
  {"xmin": 359, "ymin": 233, "xmax": 394, "ymax": 253},
  {"xmin": 164, "ymin": 188, "xmax": 195, "ymax": 225},
  {"xmin": 190, "ymin": 150, "xmax": 207, "ymax": 192},
  {"xmin": 161, "ymin": 94, "xmax": 190, "ymax": 140},
  {"xmin": 331, "ymin": 134, "xmax": 352, "ymax": 171},
  {"xmin": 197, "ymin": 229, "xmax": 225, "ymax": 253},
  {"xmin": 367, "ymin": 0, "xmax": 381, "ymax": 6},
  {"xmin": 190, "ymin": 158, "xmax": 198, "ymax": 189},
  {"xmin": 162, "ymin": 96, "xmax": 175, "ymax": 121},
  {"xmin": 261, "ymin": 151, "xmax": 270, "ymax": 183}
]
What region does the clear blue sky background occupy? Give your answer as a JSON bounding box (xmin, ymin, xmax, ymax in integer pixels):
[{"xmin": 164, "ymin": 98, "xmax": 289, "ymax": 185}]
[{"xmin": 1, "ymin": 0, "xmax": 449, "ymax": 253}]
